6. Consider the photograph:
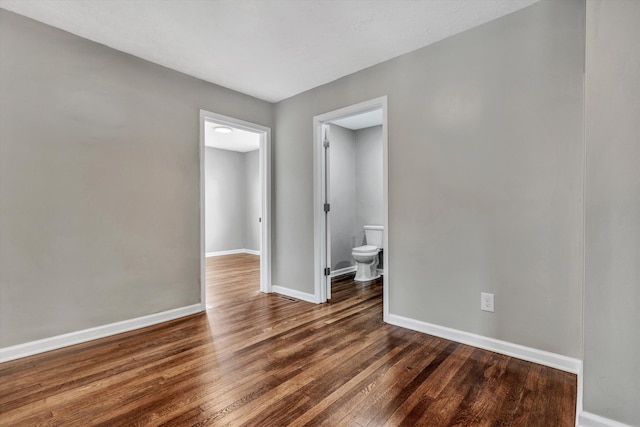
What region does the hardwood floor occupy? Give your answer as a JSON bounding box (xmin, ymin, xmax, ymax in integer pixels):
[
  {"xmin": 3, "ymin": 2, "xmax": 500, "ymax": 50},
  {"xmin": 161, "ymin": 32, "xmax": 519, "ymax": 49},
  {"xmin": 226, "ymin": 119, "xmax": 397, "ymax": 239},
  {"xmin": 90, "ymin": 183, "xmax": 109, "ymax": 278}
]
[{"xmin": 0, "ymin": 253, "xmax": 576, "ymax": 426}]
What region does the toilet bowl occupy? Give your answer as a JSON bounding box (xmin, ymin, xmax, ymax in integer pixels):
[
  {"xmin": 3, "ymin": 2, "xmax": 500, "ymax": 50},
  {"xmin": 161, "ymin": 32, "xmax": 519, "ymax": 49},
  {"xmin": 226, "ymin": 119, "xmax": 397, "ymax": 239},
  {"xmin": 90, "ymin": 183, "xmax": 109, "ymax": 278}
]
[
  {"xmin": 352, "ymin": 225, "xmax": 384, "ymax": 282},
  {"xmin": 352, "ymin": 245, "xmax": 380, "ymax": 281}
]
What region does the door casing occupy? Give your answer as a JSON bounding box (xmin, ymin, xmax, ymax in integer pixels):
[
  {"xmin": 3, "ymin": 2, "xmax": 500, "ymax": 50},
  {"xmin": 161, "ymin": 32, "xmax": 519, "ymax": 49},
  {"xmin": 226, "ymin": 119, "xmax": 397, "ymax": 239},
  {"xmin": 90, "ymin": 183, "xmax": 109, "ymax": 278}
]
[
  {"xmin": 199, "ymin": 110, "xmax": 272, "ymax": 308},
  {"xmin": 312, "ymin": 96, "xmax": 389, "ymax": 321}
]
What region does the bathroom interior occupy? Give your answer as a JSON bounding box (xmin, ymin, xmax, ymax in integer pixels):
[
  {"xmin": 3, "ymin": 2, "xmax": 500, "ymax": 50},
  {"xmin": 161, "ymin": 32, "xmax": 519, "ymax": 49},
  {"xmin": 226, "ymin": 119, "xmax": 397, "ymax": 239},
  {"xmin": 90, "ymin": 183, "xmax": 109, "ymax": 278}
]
[{"xmin": 327, "ymin": 109, "xmax": 384, "ymax": 283}]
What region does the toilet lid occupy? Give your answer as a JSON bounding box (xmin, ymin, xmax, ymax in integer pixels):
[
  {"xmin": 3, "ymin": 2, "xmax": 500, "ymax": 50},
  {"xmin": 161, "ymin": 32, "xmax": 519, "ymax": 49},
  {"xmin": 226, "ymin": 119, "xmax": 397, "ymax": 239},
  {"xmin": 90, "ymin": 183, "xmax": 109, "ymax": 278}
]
[{"xmin": 353, "ymin": 245, "xmax": 378, "ymax": 253}]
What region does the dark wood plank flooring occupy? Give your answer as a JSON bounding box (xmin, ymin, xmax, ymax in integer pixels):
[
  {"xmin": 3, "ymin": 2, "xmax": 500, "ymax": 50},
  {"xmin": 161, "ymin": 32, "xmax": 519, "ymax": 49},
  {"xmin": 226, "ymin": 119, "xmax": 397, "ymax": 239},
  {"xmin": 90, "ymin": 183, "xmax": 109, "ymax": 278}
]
[{"xmin": 0, "ymin": 253, "xmax": 576, "ymax": 426}]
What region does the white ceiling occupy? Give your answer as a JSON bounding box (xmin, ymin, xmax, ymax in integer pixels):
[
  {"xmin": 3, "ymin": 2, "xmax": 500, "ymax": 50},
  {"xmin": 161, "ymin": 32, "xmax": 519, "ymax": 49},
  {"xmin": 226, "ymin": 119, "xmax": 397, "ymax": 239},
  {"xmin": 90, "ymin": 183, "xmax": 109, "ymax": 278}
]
[
  {"xmin": 330, "ymin": 109, "xmax": 383, "ymax": 131},
  {"xmin": 205, "ymin": 121, "xmax": 260, "ymax": 153},
  {"xmin": 0, "ymin": 0, "xmax": 539, "ymax": 103}
]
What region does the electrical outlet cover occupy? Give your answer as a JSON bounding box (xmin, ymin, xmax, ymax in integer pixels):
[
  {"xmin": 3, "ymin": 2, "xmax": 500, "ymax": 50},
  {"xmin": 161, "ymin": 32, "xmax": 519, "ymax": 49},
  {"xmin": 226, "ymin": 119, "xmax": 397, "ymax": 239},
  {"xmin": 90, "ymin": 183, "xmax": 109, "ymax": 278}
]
[{"xmin": 481, "ymin": 292, "xmax": 494, "ymax": 312}]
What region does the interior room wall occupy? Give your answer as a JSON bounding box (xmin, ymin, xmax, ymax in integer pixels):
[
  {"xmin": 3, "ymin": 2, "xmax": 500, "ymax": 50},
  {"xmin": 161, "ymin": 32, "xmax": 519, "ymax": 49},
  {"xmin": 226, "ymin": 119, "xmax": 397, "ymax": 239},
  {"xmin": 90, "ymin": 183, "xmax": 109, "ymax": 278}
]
[
  {"xmin": 274, "ymin": 0, "xmax": 584, "ymax": 358},
  {"xmin": 584, "ymin": 0, "xmax": 640, "ymax": 425},
  {"xmin": 355, "ymin": 125, "xmax": 383, "ymax": 246},
  {"xmin": 205, "ymin": 147, "xmax": 261, "ymax": 254},
  {"xmin": 204, "ymin": 147, "xmax": 246, "ymax": 253},
  {"xmin": 244, "ymin": 149, "xmax": 261, "ymax": 252},
  {"xmin": 0, "ymin": 9, "xmax": 273, "ymax": 348},
  {"xmin": 328, "ymin": 124, "xmax": 357, "ymax": 270}
]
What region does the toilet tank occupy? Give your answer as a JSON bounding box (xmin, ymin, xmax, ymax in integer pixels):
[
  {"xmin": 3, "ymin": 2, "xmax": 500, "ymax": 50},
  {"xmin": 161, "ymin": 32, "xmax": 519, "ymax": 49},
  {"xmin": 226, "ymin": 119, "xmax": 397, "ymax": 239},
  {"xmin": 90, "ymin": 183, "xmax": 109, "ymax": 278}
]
[{"xmin": 364, "ymin": 225, "xmax": 384, "ymax": 248}]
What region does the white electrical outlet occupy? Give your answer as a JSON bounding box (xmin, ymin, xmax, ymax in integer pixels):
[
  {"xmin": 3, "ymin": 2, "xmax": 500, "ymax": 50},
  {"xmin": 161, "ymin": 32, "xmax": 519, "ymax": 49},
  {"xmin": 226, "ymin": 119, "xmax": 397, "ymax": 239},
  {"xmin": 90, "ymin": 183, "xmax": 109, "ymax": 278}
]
[{"xmin": 481, "ymin": 292, "xmax": 494, "ymax": 312}]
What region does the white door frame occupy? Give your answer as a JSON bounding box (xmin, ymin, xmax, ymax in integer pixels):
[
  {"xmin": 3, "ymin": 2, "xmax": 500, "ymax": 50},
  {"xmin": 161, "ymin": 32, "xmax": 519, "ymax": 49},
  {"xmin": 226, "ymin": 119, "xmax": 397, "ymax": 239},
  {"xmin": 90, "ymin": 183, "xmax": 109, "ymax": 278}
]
[
  {"xmin": 199, "ymin": 110, "xmax": 272, "ymax": 308},
  {"xmin": 312, "ymin": 96, "xmax": 389, "ymax": 320}
]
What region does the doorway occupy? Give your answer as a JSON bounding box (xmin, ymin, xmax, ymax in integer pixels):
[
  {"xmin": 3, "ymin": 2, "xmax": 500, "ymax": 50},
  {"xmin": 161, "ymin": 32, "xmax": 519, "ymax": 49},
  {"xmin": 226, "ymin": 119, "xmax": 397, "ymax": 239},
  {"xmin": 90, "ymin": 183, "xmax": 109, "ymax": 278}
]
[
  {"xmin": 312, "ymin": 96, "xmax": 389, "ymax": 320},
  {"xmin": 199, "ymin": 110, "xmax": 272, "ymax": 307}
]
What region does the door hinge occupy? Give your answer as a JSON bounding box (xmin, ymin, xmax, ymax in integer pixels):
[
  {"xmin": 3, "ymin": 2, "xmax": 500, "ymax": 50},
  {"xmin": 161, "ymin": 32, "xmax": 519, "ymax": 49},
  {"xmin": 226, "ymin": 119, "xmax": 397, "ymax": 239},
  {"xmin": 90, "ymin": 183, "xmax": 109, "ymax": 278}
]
[
  {"xmin": 323, "ymin": 203, "xmax": 330, "ymax": 213},
  {"xmin": 323, "ymin": 138, "xmax": 330, "ymax": 148},
  {"xmin": 324, "ymin": 267, "xmax": 331, "ymax": 276}
]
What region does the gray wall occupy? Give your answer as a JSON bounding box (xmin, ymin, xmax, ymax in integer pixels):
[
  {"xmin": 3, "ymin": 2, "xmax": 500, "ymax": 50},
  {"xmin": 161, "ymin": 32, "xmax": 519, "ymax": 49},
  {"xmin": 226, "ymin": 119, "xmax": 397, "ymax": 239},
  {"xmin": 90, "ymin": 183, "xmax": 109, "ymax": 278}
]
[
  {"xmin": 204, "ymin": 147, "xmax": 260, "ymax": 253},
  {"xmin": 244, "ymin": 149, "xmax": 261, "ymax": 252},
  {"xmin": 274, "ymin": 0, "xmax": 585, "ymax": 357},
  {"xmin": 0, "ymin": 10, "xmax": 272, "ymax": 347},
  {"xmin": 204, "ymin": 147, "xmax": 245, "ymax": 253},
  {"xmin": 355, "ymin": 125, "xmax": 383, "ymax": 246},
  {"xmin": 584, "ymin": 0, "xmax": 640, "ymax": 424},
  {"xmin": 329, "ymin": 124, "xmax": 357, "ymax": 270}
]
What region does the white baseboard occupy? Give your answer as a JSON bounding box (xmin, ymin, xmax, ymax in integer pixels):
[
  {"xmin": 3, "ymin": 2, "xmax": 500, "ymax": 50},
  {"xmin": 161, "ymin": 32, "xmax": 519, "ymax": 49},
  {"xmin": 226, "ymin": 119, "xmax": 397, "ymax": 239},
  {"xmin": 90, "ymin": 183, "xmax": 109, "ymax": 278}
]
[
  {"xmin": 206, "ymin": 249, "xmax": 260, "ymax": 257},
  {"xmin": 386, "ymin": 313, "xmax": 582, "ymax": 374},
  {"xmin": 330, "ymin": 266, "xmax": 356, "ymax": 277},
  {"xmin": 387, "ymin": 312, "xmax": 586, "ymax": 424},
  {"xmin": 329, "ymin": 266, "xmax": 383, "ymax": 278},
  {"xmin": 576, "ymin": 363, "xmax": 583, "ymax": 422},
  {"xmin": 271, "ymin": 286, "xmax": 316, "ymax": 304},
  {"xmin": 0, "ymin": 303, "xmax": 203, "ymax": 363},
  {"xmin": 579, "ymin": 412, "xmax": 633, "ymax": 427},
  {"xmin": 206, "ymin": 249, "xmax": 244, "ymax": 257}
]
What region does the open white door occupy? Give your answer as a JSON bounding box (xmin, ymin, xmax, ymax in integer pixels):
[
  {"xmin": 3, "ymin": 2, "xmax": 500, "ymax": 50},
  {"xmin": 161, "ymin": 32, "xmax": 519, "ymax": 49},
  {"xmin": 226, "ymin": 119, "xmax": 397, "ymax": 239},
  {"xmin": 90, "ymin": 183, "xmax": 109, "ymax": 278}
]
[{"xmin": 322, "ymin": 124, "xmax": 332, "ymax": 300}]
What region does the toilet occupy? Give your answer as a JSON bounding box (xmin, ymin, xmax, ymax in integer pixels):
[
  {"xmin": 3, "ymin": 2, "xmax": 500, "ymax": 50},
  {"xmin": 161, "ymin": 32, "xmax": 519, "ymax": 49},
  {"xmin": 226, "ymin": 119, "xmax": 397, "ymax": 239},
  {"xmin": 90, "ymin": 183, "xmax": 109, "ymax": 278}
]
[{"xmin": 352, "ymin": 225, "xmax": 383, "ymax": 282}]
